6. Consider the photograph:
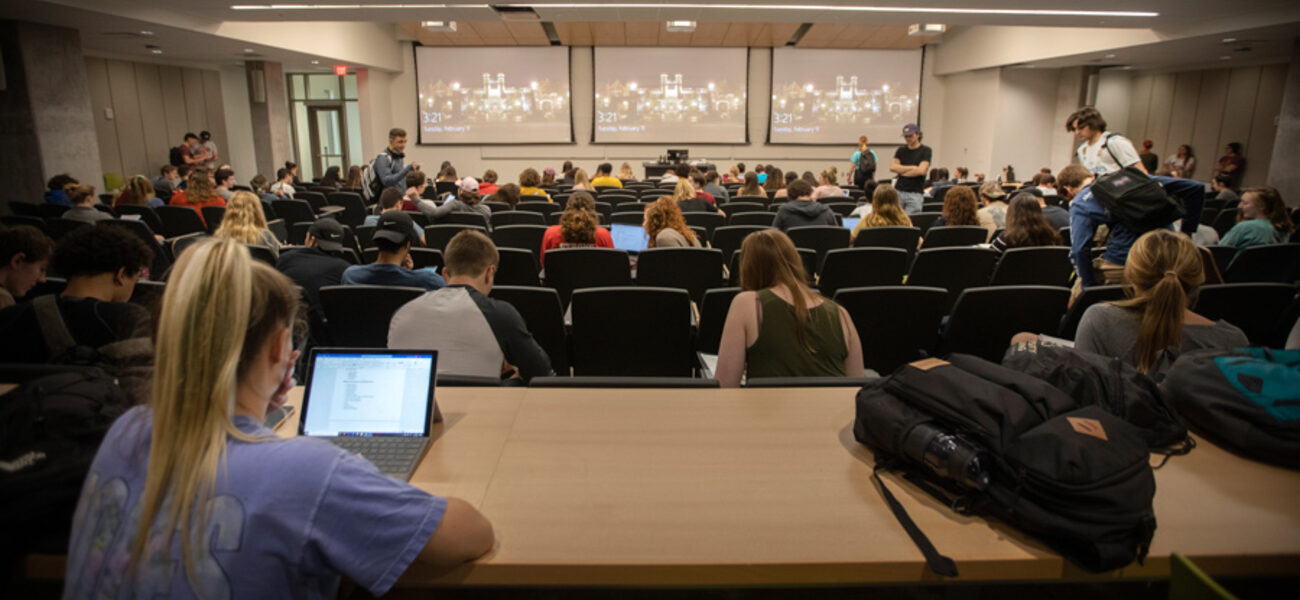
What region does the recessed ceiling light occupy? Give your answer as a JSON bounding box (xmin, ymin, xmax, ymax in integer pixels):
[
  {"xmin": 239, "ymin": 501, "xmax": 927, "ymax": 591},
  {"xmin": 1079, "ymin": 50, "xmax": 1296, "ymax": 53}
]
[
  {"xmin": 244, "ymin": 48, "xmax": 255, "ymax": 53},
  {"xmin": 421, "ymin": 20, "xmax": 457, "ymax": 32},
  {"xmin": 666, "ymin": 20, "xmax": 696, "ymax": 32},
  {"xmin": 1103, "ymin": 53, "xmax": 1117, "ymax": 59},
  {"xmin": 311, "ymin": 60, "xmax": 320, "ymax": 65},
  {"xmin": 1219, "ymin": 55, "xmax": 1232, "ymax": 60},
  {"xmin": 140, "ymin": 30, "xmax": 154, "ymax": 36},
  {"xmin": 148, "ymin": 46, "xmax": 163, "ymax": 54},
  {"xmin": 230, "ymin": 3, "xmax": 1158, "ymax": 17},
  {"xmin": 1222, "ymin": 37, "xmax": 1237, "ymax": 43}
]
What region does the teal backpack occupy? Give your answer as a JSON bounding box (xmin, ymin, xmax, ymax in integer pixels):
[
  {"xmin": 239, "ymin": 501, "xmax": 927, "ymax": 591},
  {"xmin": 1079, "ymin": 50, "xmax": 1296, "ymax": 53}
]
[{"xmin": 1163, "ymin": 348, "xmax": 1300, "ymax": 469}]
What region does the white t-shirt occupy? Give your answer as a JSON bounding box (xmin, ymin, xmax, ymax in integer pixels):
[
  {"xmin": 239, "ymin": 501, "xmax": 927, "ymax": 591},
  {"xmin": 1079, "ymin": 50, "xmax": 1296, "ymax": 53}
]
[
  {"xmin": 270, "ymin": 181, "xmax": 295, "ymax": 198},
  {"xmin": 1076, "ymin": 133, "xmax": 1141, "ymax": 176}
]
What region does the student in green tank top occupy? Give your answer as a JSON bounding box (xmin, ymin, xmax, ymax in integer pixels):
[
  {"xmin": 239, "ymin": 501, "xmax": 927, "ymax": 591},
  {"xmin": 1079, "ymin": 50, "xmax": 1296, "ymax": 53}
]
[{"xmin": 715, "ymin": 229, "xmax": 864, "ymax": 387}]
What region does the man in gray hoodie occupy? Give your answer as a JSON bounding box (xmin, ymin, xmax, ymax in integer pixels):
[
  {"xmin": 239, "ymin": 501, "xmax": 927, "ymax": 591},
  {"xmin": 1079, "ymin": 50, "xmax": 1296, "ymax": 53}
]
[
  {"xmin": 372, "ymin": 128, "xmax": 421, "ymax": 193},
  {"xmin": 772, "ymin": 179, "xmax": 837, "ymax": 232}
]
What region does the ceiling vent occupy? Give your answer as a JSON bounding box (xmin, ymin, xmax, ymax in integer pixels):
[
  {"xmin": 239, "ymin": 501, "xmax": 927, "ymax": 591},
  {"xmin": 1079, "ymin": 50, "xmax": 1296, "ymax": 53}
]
[{"xmin": 493, "ymin": 5, "xmax": 540, "ymax": 21}]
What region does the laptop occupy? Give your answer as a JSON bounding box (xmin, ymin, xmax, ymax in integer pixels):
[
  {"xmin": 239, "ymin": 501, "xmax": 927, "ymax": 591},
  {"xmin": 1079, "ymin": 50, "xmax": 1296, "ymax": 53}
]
[
  {"xmin": 611, "ymin": 223, "xmax": 651, "ymax": 252},
  {"xmin": 298, "ymin": 348, "xmax": 441, "ymax": 480},
  {"xmin": 841, "ymin": 217, "xmax": 861, "ymax": 230}
]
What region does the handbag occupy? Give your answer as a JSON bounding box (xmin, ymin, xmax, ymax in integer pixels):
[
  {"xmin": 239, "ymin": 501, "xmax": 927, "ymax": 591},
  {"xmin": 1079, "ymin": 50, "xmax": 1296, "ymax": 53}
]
[{"xmin": 1091, "ymin": 135, "xmax": 1185, "ymax": 231}]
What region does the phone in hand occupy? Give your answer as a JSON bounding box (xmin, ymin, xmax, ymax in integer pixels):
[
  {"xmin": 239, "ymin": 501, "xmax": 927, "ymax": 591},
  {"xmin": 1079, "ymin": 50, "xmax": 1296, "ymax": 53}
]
[{"xmin": 264, "ymin": 405, "xmax": 295, "ymax": 430}]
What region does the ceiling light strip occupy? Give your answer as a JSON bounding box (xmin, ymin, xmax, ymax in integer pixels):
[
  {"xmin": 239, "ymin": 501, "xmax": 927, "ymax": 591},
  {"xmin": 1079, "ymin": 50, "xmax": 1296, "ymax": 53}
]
[{"xmin": 231, "ymin": 3, "xmax": 1157, "ymax": 17}]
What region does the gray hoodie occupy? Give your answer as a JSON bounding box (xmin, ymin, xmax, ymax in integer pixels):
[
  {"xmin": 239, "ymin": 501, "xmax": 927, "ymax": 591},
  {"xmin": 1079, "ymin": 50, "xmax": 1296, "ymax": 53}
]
[{"xmin": 773, "ymin": 199, "xmax": 837, "ymax": 232}]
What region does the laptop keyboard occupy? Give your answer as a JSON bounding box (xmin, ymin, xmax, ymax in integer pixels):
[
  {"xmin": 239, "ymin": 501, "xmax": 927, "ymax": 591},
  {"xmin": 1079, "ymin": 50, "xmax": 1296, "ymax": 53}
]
[{"xmin": 328, "ymin": 436, "xmax": 428, "ymax": 479}]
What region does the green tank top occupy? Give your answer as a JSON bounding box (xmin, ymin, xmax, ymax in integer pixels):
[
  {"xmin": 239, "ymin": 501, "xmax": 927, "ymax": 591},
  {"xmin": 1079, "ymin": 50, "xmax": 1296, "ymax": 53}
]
[{"xmin": 745, "ymin": 288, "xmax": 848, "ymax": 380}]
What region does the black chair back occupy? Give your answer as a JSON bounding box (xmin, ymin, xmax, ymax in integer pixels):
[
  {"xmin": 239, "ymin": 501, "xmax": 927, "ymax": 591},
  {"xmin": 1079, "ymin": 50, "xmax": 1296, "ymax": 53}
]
[
  {"xmin": 710, "ymin": 225, "xmax": 767, "ymax": 263},
  {"xmin": 492, "ymin": 225, "xmax": 548, "ymax": 260},
  {"xmin": 1204, "ymin": 245, "xmax": 1238, "ymax": 275},
  {"xmin": 424, "ymin": 224, "xmax": 487, "ymax": 252},
  {"xmin": 921, "ymin": 226, "xmax": 988, "ymax": 249},
  {"xmin": 201, "ymin": 206, "xmax": 225, "ymax": 233},
  {"xmin": 495, "ymin": 247, "xmax": 541, "ymax": 286},
  {"xmin": 115, "ymin": 205, "xmax": 165, "ymax": 233},
  {"xmin": 170, "ymin": 232, "xmax": 208, "ymax": 260},
  {"xmin": 288, "ymin": 221, "xmax": 313, "ymax": 246},
  {"xmin": 786, "ymin": 226, "xmax": 850, "ymax": 274},
  {"xmin": 569, "ymin": 287, "xmax": 695, "ymax": 377},
  {"xmin": 728, "ymin": 212, "xmax": 775, "ymax": 227},
  {"xmin": 817, "ymin": 248, "xmax": 909, "ymax": 299},
  {"xmin": 100, "ymin": 219, "xmax": 173, "ymax": 275},
  {"xmin": 697, "ymin": 287, "xmax": 740, "ymax": 354},
  {"xmin": 491, "ymin": 211, "xmax": 546, "ymax": 228},
  {"xmin": 543, "ymin": 248, "xmax": 632, "ymax": 307},
  {"xmin": 719, "ymin": 202, "xmax": 765, "ymax": 217},
  {"xmin": 318, "ymin": 285, "xmax": 425, "ymax": 347},
  {"xmin": 636, "ymin": 247, "xmax": 724, "ymax": 305},
  {"xmin": 490, "ymin": 285, "xmax": 568, "ymax": 372},
  {"xmin": 245, "ymin": 244, "xmax": 277, "ymax": 266},
  {"xmin": 941, "ymin": 285, "xmax": 1071, "ymax": 362},
  {"xmin": 435, "ymin": 181, "xmax": 459, "ymax": 197},
  {"xmin": 435, "ymin": 211, "xmax": 490, "ymax": 229},
  {"xmin": 409, "ymin": 247, "xmax": 443, "ymax": 270},
  {"xmin": 684, "ymin": 212, "xmax": 725, "ymax": 240},
  {"xmin": 834, "ymin": 286, "xmax": 948, "ymax": 375},
  {"xmin": 611, "ymin": 211, "xmax": 645, "ymax": 226},
  {"xmin": 909, "ymin": 212, "xmax": 941, "ymax": 234},
  {"xmin": 155, "ymin": 205, "xmax": 208, "ymax": 238},
  {"xmin": 1057, "ymin": 284, "xmax": 1125, "ymax": 340},
  {"xmin": 295, "ymin": 191, "xmax": 327, "ymax": 213},
  {"xmin": 46, "ymin": 218, "xmax": 90, "ymax": 241},
  {"xmin": 325, "ymin": 192, "xmax": 367, "ymax": 228},
  {"xmin": 907, "ymin": 247, "xmax": 1000, "ymax": 312},
  {"xmin": 989, "ymin": 247, "xmax": 1073, "ymax": 287},
  {"xmin": 1, "ymin": 215, "xmax": 49, "ymax": 235},
  {"xmin": 1196, "ymin": 283, "xmax": 1297, "ymax": 348},
  {"xmin": 1223, "ymin": 243, "xmax": 1300, "ymax": 284},
  {"xmin": 851, "ymin": 226, "xmax": 922, "ymax": 261},
  {"xmin": 39, "ymin": 204, "xmax": 70, "ymax": 219},
  {"xmin": 271, "ymin": 199, "xmax": 317, "ymax": 227},
  {"xmin": 8, "ymin": 202, "xmax": 41, "ymax": 217}
]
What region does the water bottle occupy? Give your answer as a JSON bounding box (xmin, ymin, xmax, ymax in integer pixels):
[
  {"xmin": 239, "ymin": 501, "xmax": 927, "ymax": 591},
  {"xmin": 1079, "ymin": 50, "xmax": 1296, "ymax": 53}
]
[{"xmin": 901, "ymin": 423, "xmax": 990, "ymax": 490}]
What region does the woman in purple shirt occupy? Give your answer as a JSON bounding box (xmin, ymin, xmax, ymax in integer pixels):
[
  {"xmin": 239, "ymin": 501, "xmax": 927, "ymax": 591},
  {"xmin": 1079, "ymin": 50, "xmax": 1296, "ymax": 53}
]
[{"xmin": 64, "ymin": 238, "xmax": 493, "ymax": 599}]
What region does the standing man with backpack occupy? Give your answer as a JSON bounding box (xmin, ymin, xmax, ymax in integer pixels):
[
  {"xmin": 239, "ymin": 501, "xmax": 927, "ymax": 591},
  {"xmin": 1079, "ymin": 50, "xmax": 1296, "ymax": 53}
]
[
  {"xmin": 364, "ymin": 128, "xmax": 421, "ymax": 202},
  {"xmin": 850, "ymin": 135, "xmax": 877, "ymax": 191}
]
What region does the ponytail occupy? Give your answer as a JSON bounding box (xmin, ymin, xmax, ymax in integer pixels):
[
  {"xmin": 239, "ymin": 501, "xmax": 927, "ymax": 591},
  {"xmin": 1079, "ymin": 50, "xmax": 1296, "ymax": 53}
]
[{"xmin": 1112, "ymin": 230, "xmax": 1203, "ymax": 374}]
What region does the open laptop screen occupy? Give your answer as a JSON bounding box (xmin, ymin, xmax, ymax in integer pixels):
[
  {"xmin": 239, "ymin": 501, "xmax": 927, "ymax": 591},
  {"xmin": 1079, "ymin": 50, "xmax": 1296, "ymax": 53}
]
[
  {"xmin": 611, "ymin": 223, "xmax": 650, "ymax": 251},
  {"xmin": 841, "ymin": 217, "xmax": 860, "ymax": 231},
  {"xmin": 300, "ymin": 350, "xmax": 436, "ymax": 437}
]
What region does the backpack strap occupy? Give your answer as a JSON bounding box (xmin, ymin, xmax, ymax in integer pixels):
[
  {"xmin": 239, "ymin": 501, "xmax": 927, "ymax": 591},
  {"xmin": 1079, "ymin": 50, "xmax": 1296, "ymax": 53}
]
[
  {"xmin": 32, "ymin": 295, "xmax": 78, "ymax": 359},
  {"xmin": 1101, "ymin": 133, "xmax": 1123, "ymax": 167},
  {"xmin": 871, "ymin": 464, "xmax": 959, "ymax": 577}
]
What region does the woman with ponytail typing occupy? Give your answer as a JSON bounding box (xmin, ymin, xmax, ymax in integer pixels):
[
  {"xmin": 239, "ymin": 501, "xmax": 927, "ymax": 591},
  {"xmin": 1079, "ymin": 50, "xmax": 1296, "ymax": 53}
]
[
  {"xmin": 1075, "ymin": 229, "xmax": 1248, "ymax": 377},
  {"xmin": 63, "ymin": 239, "xmax": 493, "ymax": 599},
  {"xmin": 715, "ymin": 229, "xmax": 864, "ymax": 387}
]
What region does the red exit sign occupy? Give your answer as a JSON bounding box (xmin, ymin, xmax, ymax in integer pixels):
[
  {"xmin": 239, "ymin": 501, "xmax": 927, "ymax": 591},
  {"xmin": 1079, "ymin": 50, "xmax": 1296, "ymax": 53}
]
[{"xmin": 334, "ymin": 65, "xmax": 348, "ymax": 76}]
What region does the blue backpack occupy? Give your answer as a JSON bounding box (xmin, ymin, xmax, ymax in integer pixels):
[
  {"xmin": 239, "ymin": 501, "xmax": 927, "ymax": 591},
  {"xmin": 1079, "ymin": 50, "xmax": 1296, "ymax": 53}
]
[{"xmin": 1163, "ymin": 348, "xmax": 1300, "ymax": 469}]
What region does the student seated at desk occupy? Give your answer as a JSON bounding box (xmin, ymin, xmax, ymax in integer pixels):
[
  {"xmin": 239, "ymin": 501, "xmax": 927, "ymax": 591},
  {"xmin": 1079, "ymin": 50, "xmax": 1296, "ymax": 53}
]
[
  {"xmin": 715, "ymin": 229, "xmax": 864, "ymax": 387},
  {"xmin": 0, "ymin": 224, "xmax": 53, "ymax": 310},
  {"xmin": 63, "ymin": 239, "xmax": 494, "ymax": 598},
  {"xmin": 539, "ymin": 191, "xmax": 612, "ymax": 265},
  {"xmin": 343, "ymin": 211, "xmax": 445, "ymax": 290}
]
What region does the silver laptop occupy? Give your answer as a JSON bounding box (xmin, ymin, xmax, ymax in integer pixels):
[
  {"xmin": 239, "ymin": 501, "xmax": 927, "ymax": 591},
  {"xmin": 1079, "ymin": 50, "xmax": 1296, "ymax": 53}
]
[
  {"xmin": 611, "ymin": 223, "xmax": 651, "ymax": 252},
  {"xmin": 298, "ymin": 348, "xmax": 441, "ymax": 480}
]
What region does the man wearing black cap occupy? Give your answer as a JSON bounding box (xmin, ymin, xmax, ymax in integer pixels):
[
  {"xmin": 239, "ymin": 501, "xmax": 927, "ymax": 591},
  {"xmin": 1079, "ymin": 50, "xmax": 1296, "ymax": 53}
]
[
  {"xmin": 341, "ymin": 211, "xmax": 445, "ymax": 290},
  {"xmin": 889, "ymin": 123, "xmax": 930, "ymax": 215},
  {"xmin": 276, "ymin": 219, "xmax": 352, "ymax": 313}
]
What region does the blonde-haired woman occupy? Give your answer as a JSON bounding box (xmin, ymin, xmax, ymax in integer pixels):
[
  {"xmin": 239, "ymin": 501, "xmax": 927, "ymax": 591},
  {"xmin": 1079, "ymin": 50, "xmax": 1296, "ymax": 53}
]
[
  {"xmin": 214, "ymin": 190, "xmax": 283, "ymax": 258},
  {"xmin": 571, "ymin": 168, "xmax": 594, "ymax": 192},
  {"xmin": 851, "ymin": 184, "xmax": 912, "ymax": 243},
  {"xmin": 114, "ymin": 175, "xmax": 164, "ymax": 208},
  {"xmin": 715, "ymin": 229, "xmax": 863, "ymax": 387},
  {"xmin": 64, "ymin": 239, "xmax": 493, "ymax": 597},
  {"xmin": 1076, "ymin": 229, "xmax": 1248, "ymax": 376},
  {"xmin": 617, "ymin": 162, "xmax": 637, "ymax": 181},
  {"xmin": 810, "ymin": 167, "xmax": 846, "ymax": 201}
]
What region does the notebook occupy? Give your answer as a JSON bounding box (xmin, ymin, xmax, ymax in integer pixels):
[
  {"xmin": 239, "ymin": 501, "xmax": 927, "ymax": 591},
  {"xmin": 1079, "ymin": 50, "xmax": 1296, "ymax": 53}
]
[
  {"xmin": 298, "ymin": 348, "xmax": 441, "ymax": 480},
  {"xmin": 611, "ymin": 223, "xmax": 651, "ymax": 251}
]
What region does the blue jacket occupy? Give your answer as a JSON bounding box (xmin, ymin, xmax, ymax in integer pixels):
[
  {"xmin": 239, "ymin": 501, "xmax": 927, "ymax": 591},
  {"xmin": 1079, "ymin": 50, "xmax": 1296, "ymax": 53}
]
[
  {"xmin": 1068, "ymin": 175, "xmax": 1205, "ymax": 288},
  {"xmin": 44, "ymin": 189, "xmax": 71, "ymax": 206}
]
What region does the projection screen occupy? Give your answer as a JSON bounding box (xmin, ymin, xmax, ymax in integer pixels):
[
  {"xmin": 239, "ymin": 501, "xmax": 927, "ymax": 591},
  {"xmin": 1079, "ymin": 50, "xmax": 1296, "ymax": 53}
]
[
  {"xmin": 768, "ymin": 48, "xmax": 923, "ymax": 145},
  {"xmin": 415, "ymin": 46, "xmax": 573, "ymax": 144},
  {"xmin": 592, "ymin": 47, "xmax": 748, "ymax": 144}
]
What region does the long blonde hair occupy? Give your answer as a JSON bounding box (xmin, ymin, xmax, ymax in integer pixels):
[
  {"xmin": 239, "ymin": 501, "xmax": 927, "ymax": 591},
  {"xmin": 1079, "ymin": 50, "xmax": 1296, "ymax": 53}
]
[
  {"xmin": 130, "ymin": 239, "xmax": 300, "ymax": 579},
  {"xmin": 184, "ymin": 169, "xmax": 218, "ymax": 203},
  {"xmin": 573, "ymin": 169, "xmax": 592, "ymax": 190},
  {"xmin": 213, "ymin": 191, "xmax": 270, "ymax": 245},
  {"xmin": 671, "ymin": 178, "xmax": 695, "ymax": 203},
  {"xmin": 1112, "ymin": 229, "xmax": 1204, "ymax": 374},
  {"xmin": 618, "ymin": 162, "xmax": 635, "ymax": 179},
  {"xmin": 863, "ymin": 184, "xmax": 912, "ymax": 228}
]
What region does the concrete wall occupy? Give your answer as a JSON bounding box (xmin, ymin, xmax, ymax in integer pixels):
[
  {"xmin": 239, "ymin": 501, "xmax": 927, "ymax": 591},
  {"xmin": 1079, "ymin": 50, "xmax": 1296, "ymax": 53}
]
[
  {"xmin": 1095, "ymin": 63, "xmax": 1289, "ymax": 185},
  {"xmin": 83, "ymin": 57, "xmax": 230, "ymax": 186},
  {"xmin": 1267, "ymin": 39, "xmax": 1300, "ymax": 207},
  {"xmin": 0, "ymin": 21, "xmax": 101, "ymax": 203},
  {"xmin": 219, "ymin": 65, "xmax": 258, "ymax": 181}
]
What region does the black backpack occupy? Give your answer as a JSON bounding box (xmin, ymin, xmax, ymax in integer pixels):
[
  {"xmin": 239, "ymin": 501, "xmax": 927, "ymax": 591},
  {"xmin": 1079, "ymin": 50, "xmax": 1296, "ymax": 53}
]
[
  {"xmin": 856, "ymin": 149, "xmax": 876, "ymax": 179},
  {"xmin": 854, "ymin": 355, "xmax": 1157, "ymax": 575},
  {"xmin": 0, "ymin": 369, "xmax": 128, "ymax": 556},
  {"xmin": 1000, "ymin": 341, "xmax": 1191, "ymax": 452},
  {"xmin": 31, "ymin": 295, "xmax": 153, "ymax": 401},
  {"xmin": 1091, "ymin": 134, "xmax": 1185, "ymax": 231},
  {"xmin": 169, "ymin": 145, "xmax": 185, "ymax": 167},
  {"xmin": 1163, "ymin": 348, "xmax": 1300, "ymax": 470}
]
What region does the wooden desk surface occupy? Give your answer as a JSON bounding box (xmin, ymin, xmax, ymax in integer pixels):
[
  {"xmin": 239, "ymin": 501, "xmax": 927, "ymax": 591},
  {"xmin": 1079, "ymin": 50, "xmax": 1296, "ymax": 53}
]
[{"xmin": 282, "ymin": 386, "xmax": 1300, "ymax": 586}]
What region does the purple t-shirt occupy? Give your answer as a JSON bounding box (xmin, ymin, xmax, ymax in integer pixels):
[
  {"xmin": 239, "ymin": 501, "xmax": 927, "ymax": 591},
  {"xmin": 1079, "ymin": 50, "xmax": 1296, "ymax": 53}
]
[{"xmin": 63, "ymin": 406, "xmax": 446, "ymax": 599}]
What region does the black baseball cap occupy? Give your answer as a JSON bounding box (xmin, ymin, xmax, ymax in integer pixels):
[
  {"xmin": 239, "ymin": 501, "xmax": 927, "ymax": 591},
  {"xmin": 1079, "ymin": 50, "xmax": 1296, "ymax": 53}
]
[
  {"xmin": 373, "ymin": 211, "xmax": 420, "ymax": 246},
  {"xmin": 307, "ymin": 219, "xmax": 345, "ymax": 251}
]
